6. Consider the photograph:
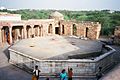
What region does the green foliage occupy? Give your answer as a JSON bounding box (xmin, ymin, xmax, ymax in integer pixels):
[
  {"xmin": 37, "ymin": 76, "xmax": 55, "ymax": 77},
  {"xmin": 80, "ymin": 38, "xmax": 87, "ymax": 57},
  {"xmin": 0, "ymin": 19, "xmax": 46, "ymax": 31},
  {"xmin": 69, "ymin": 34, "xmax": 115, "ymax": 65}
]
[{"xmin": 0, "ymin": 9, "xmax": 120, "ymax": 35}]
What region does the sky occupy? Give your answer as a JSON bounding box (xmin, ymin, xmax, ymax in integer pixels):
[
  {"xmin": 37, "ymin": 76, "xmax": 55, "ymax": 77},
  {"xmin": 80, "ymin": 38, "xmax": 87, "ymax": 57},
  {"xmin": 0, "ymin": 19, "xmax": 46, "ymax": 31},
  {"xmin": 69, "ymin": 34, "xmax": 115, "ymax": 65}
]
[{"xmin": 0, "ymin": 0, "xmax": 120, "ymax": 11}]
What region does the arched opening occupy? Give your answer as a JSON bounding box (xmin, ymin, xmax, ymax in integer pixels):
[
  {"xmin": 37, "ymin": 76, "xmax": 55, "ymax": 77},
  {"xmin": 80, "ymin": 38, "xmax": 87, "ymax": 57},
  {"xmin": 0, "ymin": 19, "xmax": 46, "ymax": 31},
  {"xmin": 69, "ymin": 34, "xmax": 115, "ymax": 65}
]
[
  {"xmin": 1, "ymin": 26, "xmax": 9, "ymax": 44},
  {"xmin": 85, "ymin": 27, "xmax": 89, "ymax": 37},
  {"xmin": 73, "ymin": 24, "xmax": 77, "ymax": 36},
  {"xmin": 34, "ymin": 25, "xmax": 39, "ymax": 37},
  {"xmin": 12, "ymin": 26, "xmax": 23, "ymax": 43},
  {"xmin": 62, "ymin": 25, "xmax": 64, "ymax": 34},
  {"xmin": 48, "ymin": 24, "xmax": 52, "ymax": 34},
  {"xmin": 55, "ymin": 22, "xmax": 60, "ymax": 35}
]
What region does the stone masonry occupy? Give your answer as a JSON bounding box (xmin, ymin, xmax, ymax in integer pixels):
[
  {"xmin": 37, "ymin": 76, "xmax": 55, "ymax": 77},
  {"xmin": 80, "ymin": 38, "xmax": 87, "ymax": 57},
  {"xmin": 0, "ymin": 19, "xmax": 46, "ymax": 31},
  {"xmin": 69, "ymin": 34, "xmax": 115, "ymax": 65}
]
[
  {"xmin": 0, "ymin": 11, "xmax": 101, "ymax": 46},
  {"xmin": 114, "ymin": 26, "xmax": 120, "ymax": 45}
]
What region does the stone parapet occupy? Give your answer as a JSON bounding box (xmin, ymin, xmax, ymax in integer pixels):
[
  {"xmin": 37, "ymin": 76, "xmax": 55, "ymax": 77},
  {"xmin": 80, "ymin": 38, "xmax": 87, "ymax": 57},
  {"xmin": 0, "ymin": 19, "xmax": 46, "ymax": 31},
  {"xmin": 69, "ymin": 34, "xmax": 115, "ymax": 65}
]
[{"xmin": 9, "ymin": 45, "xmax": 115, "ymax": 77}]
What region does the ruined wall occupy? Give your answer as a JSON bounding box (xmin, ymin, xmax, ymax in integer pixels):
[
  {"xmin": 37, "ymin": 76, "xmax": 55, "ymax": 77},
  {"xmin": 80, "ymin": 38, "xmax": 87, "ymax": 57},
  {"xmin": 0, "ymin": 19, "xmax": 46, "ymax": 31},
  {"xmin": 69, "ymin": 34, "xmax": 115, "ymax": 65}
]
[
  {"xmin": 87, "ymin": 25, "xmax": 101, "ymax": 40},
  {"xmin": 0, "ymin": 19, "xmax": 101, "ymax": 48},
  {"xmin": 114, "ymin": 26, "xmax": 120, "ymax": 45},
  {"xmin": 114, "ymin": 26, "xmax": 120, "ymax": 36},
  {"xmin": 0, "ymin": 12, "xmax": 102, "ymax": 47},
  {"xmin": 59, "ymin": 21, "xmax": 73, "ymax": 36},
  {"xmin": 76, "ymin": 24, "xmax": 85, "ymax": 37},
  {"xmin": 59, "ymin": 21, "xmax": 101, "ymax": 40}
]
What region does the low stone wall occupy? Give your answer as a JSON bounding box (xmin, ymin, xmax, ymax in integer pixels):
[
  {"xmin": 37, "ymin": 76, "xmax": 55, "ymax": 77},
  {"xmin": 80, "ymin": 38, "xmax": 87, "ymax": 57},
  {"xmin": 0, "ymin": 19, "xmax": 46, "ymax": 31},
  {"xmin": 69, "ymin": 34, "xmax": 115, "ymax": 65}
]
[{"xmin": 8, "ymin": 45, "xmax": 115, "ymax": 77}]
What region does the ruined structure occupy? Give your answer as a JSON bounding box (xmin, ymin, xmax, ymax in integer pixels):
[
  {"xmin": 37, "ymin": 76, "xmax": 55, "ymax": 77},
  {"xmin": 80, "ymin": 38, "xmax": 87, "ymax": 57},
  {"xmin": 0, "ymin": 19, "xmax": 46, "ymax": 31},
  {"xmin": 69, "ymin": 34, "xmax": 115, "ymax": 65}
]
[
  {"xmin": 114, "ymin": 26, "xmax": 120, "ymax": 44},
  {"xmin": 0, "ymin": 11, "xmax": 101, "ymax": 46},
  {"xmin": 0, "ymin": 12, "xmax": 116, "ymax": 78}
]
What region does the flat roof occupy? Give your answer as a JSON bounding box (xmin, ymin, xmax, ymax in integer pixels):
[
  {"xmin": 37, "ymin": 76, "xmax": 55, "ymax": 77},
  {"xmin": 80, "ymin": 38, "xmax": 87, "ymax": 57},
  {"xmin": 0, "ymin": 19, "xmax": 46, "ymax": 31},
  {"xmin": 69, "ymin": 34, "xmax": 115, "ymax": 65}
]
[
  {"xmin": 9, "ymin": 35, "xmax": 102, "ymax": 60},
  {"xmin": 0, "ymin": 21, "xmax": 25, "ymax": 27}
]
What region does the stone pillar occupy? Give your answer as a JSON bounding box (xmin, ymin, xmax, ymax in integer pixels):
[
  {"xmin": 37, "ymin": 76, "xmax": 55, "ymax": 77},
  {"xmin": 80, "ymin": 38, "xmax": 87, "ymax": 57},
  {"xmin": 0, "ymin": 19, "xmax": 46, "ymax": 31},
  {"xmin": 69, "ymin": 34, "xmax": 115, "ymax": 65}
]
[
  {"xmin": 31, "ymin": 25, "xmax": 34, "ymax": 36},
  {"xmin": 96, "ymin": 24, "xmax": 101, "ymax": 39},
  {"xmin": 28, "ymin": 28, "xmax": 31, "ymax": 38},
  {"xmin": 60, "ymin": 25, "xmax": 62, "ymax": 35},
  {"xmin": 42, "ymin": 24, "xmax": 47, "ymax": 36},
  {"xmin": 16, "ymin": 29, "xmax": 20, "ymax": 41},
  {"xmin": 37, "ymin": 27, "xmax": 39, "ymax": 37},
  {"xmin": 39, "ymin": 26, "xmax": 43, "ymax": 37},
  {"xmin": 21, "ymin": 28, "xmax": 24, "ymax": 39},
  {"xmin": 9, "ymin": 27, "xmax": 12, "ymax": 45},
  {"xmin": 40, "ymin": 25, "xmax": 43, "ymax": 37},
  {"xmin": 52, "ymin": 24, "xmax": 55, "ymax": 35},
  {"xmin": 0, "ymin": 27, "xmax": 2, "ymax": 46},
  {"xmin": 1, "ymin": 29, "xmax": 5, "ymax": 43},
  {"xmin": 41, "ymin": 27, "xmax": 43, "ymax": 36},
  {"xmin": 70, "ymin": 25, "xmax": 72, "ymax": 35},
  {"xmin": 23, "ymin": 26, "xmax": 27, "ymax": 39}
]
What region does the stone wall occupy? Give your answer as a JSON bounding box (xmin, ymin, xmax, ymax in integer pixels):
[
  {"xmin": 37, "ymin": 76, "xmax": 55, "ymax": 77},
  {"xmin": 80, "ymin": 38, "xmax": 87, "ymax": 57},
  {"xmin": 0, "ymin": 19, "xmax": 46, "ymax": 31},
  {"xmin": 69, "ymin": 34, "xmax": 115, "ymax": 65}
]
[
  {"xmin": 59, "ymin": 21, "xmax": 101, "ymax": 40},
  {"xmin": 59, "ymin": 21, "xmax": 73, "ymax": 36},
  {"xmin": 9, "ymin": 45, "xmax": 115, "ymax": 77},
  {"xmin": 114, "ymin": 26, "xmax": 120, "ymax": 45}
]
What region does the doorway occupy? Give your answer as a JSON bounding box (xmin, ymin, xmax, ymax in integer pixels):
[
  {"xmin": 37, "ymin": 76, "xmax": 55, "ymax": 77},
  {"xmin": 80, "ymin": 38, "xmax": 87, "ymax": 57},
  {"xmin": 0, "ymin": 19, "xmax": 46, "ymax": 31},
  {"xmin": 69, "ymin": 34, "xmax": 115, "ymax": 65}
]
[
  {"xmin": 73, "ymin": 24, "xmax": 77, "ymax": 36},
  {"xmin": 62, "ymin": 25, "xmax": 64, "ymax": 34},
  {"xmin": 2, "ymin": 26, "xmax": 9, "ymax": 44},
  {"xmin": 55, "ymin": 27, "xmax": 59, "ymax": 34},
  {"xmin": 48, "ymin": 24, "xmax": 52, "ymax": 34},
  {"xmin": 85, "ymin": 27, "xmax": 89, "ymax": 37}
]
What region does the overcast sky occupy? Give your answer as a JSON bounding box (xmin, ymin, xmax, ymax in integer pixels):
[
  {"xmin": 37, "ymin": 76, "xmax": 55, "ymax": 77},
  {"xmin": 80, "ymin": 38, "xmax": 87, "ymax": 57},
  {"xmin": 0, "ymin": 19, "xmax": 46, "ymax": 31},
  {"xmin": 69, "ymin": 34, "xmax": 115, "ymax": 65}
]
[{"xmin": 0, "ymin": 0, "xmax": 120, "ymax": 11}]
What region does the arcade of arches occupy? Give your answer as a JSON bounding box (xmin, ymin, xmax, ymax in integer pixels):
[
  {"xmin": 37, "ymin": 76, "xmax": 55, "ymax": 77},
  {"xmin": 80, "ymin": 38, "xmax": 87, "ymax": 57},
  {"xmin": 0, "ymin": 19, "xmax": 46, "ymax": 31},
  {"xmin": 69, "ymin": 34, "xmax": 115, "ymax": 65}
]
[
  {"xmin": 0, "ymin": 12, "xmax": 101, "ymax": 46},
  {"xmin": 0, "ymin": 20, "xmax": 101, "ymax": 46}
]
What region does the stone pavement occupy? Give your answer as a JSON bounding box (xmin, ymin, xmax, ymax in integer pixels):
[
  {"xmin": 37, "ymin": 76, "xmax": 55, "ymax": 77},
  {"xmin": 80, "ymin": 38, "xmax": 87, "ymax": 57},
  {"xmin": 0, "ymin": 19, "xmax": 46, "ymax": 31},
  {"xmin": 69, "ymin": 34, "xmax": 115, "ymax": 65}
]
[
  {"xmin": 101, "ymin": 64, "xmax": 120, "ymax": 80},
  {"xmin": 0, "ymin": 44, "xmax": 31, "ymax": 80}
]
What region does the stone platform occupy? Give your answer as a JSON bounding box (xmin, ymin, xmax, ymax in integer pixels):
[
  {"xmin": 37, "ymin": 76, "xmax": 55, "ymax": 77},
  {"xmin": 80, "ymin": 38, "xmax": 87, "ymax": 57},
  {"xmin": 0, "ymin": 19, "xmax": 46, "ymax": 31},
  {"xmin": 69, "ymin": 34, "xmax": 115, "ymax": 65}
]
[
  {"xmin": 8, "ymin": 35, "xmax": 115, "ymax": 78},
  {"xmin": 9, "ymin": 35, "xmax": 102, "ymax": 60}
]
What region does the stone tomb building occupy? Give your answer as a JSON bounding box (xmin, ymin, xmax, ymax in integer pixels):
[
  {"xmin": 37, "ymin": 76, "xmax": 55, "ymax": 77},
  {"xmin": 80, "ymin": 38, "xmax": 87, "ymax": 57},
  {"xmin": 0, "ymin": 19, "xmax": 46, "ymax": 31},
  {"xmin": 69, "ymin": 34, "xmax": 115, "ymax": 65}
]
[{"xmin": 0, "ymin": 11, "xmax": 101, "ymax": 46}]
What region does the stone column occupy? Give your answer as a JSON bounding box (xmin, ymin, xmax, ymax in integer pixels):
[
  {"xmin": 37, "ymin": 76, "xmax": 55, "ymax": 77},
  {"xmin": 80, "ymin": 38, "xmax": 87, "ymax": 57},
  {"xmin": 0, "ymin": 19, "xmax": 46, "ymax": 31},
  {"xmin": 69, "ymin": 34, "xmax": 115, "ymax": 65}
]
[
  {"xmin": 31, "ymin": 25, "xmax": 34, "ymax": 36},
  {"xmin": 37, "ymin": 27, "xmax": 39, "ymax": 37},
  {"xmin": 96, "ymin": 24, "xmax": 101, "ymax": 39},
  {"xmin": 52, "ymin": 24, "xmax": 55, "ymax": 35},
  {"xmin": 41, "ymin": 27, "xmax": 43, "ymax": 36},
  {"xmin": 60, "ymin": 25, "xmax": 62, "ymax": 35},
  {"xmin": 1, "ymin": 29, "xmax": 5, "ymax": 43},
  {"xmin": 23, "ymin": 26, "xmax": 27, "ymax": 39},
  {"xmin": 0, "ymin": 27, "xmax": 2, "ymax": 46},
  {"xmin": 16, "ymin": 29, "xmax": 20, "ymax": 41},
  {"xmin": 21, "ymin": 28, "xmax": 24, "ymax": 39},
  {"xmin": 9, "ymin": 27, "xmax": 12, "ymax": 45},
  {"xmin": 70, "ymin": 25, "xmax": 73, "ymax": 35},
  {"xmin": 42, "ymin": 24, "xmax": 47, "ymax": 36},
  {"xmin": 39, "ymin": 26, "xmax": 42, "ymax": 37}
]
